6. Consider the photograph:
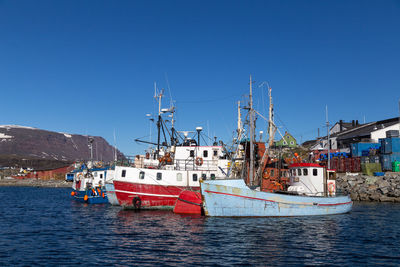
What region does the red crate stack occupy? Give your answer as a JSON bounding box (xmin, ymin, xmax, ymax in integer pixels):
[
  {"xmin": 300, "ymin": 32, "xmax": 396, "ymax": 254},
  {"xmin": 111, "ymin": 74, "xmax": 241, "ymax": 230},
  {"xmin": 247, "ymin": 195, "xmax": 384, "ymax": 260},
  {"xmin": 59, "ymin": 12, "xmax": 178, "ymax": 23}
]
[
  {"xmin": 338, "ymin": 158, "xmax": 345, "ymax": 173},
  {"xmin": 344, "ymin": 158, "xmax": 352, "ymax": 172},
  {"xmin": 330, "ymin": 157, "xmax": 339, "ymax": 171},
  {"xmin": 351, "ymin": 157, "xmax": 361, "ymax": 172}
]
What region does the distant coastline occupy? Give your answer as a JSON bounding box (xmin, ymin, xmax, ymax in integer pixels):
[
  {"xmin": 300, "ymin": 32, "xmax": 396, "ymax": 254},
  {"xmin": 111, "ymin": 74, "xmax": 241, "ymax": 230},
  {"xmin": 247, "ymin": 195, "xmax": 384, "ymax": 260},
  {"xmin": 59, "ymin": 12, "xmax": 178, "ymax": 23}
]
[{"xmin": 0, "ymin": 177, "xmax": 71, "ymax": 188}]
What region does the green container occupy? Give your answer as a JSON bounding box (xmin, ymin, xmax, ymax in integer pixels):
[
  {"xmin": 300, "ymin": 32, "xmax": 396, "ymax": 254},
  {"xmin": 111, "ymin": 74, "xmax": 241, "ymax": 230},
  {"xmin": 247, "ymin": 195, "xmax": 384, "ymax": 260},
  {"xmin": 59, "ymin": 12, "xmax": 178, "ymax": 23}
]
[
  {"xmin": 393, "ymin": 161, "xmax": 400, "ymax": 172},
  {"xmin": 361, "ymin": 163, "xmax": 382, "ymax": 176}
]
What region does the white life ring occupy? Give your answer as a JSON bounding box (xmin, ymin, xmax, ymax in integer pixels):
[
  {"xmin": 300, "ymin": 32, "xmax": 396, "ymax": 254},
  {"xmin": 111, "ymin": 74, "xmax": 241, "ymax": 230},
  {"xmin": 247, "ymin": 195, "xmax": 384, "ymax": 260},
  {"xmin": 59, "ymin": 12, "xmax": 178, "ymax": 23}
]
[{"xmin": 76, "ymin": 173, "xmax": 83, "ymax": 180}]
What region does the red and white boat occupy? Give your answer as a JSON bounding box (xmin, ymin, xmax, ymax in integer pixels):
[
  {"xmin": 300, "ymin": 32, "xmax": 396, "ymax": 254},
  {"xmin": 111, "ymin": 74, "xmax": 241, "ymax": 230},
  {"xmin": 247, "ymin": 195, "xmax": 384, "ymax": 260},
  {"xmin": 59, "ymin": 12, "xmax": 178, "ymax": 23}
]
[
  {"xmin": 113, "ymin": 144, "xmax": 229, "ymax": 209},
  {"xmin": 113, "ymin": 88, "xmax": 230, "ymax": 209}
]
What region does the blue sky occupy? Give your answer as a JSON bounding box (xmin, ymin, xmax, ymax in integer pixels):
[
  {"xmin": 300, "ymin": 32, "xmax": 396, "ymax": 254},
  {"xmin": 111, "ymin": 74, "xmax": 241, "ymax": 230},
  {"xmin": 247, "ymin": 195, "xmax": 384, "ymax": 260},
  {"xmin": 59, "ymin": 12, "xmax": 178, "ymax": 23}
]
[{"xmin": 1, "ymin": 0, "xmax": 399, "ymax": 155}]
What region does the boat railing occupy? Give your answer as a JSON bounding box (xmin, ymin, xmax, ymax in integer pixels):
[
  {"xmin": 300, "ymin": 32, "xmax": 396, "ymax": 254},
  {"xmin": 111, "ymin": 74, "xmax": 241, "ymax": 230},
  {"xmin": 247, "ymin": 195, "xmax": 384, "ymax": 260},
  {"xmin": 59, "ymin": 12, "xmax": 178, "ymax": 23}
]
[
  {"xmin": 175, "ymin": 158, "xmax": 219, "ymax": 171},
  {"xmin": 116, "ymin": 156, "xmax": 136, "ymax": 167}
]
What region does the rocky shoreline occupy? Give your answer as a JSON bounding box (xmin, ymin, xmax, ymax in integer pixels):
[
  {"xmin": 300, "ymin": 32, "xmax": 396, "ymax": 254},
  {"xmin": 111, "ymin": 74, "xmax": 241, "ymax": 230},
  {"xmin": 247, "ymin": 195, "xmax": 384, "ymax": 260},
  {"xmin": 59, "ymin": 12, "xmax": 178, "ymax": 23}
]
[
  {"xmin": 0, "ymin": 177, "xmax": 71, "ymax": 188},
  {"xmin": 337, "ymin": 173, "xmax": 400, "ymax": 202}
]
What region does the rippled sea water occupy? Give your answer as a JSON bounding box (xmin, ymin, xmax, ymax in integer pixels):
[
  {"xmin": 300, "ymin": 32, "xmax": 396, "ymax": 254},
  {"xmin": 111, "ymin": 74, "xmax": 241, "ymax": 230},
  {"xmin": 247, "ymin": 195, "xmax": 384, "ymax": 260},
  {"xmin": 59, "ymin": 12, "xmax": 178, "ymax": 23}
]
[{"xmin": 0, "ymin": 187, "xmax": 400, "ymax": 266}]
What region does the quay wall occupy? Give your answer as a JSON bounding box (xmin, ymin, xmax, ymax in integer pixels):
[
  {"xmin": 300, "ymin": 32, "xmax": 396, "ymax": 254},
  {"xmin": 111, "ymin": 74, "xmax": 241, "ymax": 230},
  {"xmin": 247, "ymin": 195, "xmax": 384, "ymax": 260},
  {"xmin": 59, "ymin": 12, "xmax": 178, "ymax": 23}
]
[{"xmin": 337, "ymin": 173, "xmax": 400, "ymax": 202}]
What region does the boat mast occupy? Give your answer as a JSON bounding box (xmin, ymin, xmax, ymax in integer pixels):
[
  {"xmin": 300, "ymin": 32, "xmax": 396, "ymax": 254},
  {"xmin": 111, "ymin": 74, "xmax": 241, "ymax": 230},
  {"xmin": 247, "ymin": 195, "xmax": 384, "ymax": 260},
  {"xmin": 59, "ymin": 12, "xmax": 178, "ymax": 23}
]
[
  {"xmin": 155, "ymin": 83, "xmax": 163, "ymax": 158},
  {"xmin": 170, "ymin": 107, "xmax": 176, "ymax": 146},
  {"xmin": 268, "ymin": 85, "xmax": 274, "ymax": 140},
  {"xmin": 255, "ymin": 84, "xmax": 276, "ymax": 184},
  {"xmin": 326, "ymin": 105, "xmax": 330, "ymax": 169},
  {"xmin": 113, "ymin": 129, "xmax": 117, "ymax": 162},
  {"xmin": 267, "ymin": 85, "xmax": 276, "ymax": 149},
  {"xmin": 88, "ymin": 136, "xmax": 94, "ymax": 161},
  {"xmin": 237, "ymin": 101, "xmax": 243, "ymax": 138},
  {"xmin": 249, "ymin": 75, "xmax": 255, "ymax": 186}
]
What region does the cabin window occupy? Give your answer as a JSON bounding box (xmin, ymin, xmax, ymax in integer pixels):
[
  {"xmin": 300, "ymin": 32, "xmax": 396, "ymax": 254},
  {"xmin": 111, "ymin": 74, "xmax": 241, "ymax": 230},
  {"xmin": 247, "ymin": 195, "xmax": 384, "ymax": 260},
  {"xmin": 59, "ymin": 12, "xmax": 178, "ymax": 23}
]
[
  {"xmin": 176, "ymin": 173, "xmax": 182, "ymax": 181},
  {"xmin": 203, "ymin": 150, "xmax": 208, "ymax": 158},
  {"xmin": 157, "ymin": 172, "xmax": 162, "ymax": 180},
  {"xmin": 210, "ymin": 174, "xmax": 216, "ymax": 180},
  {"xmin": 122, "ymin": 170, "xmax": 126, "ymax": 177},
  {"xmin": 303, "ymin": 169, "xmax": 308, "ymax": 176},
  {"xmin": 213, "ymin": 150, "xmax": 218, "ymax": 156},
  {"xmin": 202, "ymin": 174, "xmax": 207, "ymax": 180},
  {"xmin": 313, "ymin": 169, "xmax": 318, "ymax": 176},
  {"xmin": 290, "ymin": 141, "xmax": 294, "ymax": 145},
  {"xmin": 93, "ymin": 172, "xmax": 97, "ymax": 177},
  {"xmin": 193, "ymin": 174, "xmax": 198, "ymax": 182},
  {"xmin": 100, "ymin": 174, "xmax": 103, "ymax": 179},
  {"xmin": 328, "ymin": 172, "xmax": 336, "ymax": 180},
  {"xmin": 190, "ymin": 150, "xmax": 195, "ymax": 157},
  {"xmin": 139, "ymin": 171, "xmax": 145, "ymax": 179},
  {"xmin": 297, "ymin": 169, "xmax": 301, "ymax": 176}
]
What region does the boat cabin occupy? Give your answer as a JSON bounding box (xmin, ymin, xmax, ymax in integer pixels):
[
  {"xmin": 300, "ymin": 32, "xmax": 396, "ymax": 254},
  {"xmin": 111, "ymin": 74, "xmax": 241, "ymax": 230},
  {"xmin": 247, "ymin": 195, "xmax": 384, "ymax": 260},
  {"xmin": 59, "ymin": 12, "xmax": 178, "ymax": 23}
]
[
  {"xmin": 287, "ymin": 163, "xmax": 336, "ymax": 196},
  {"xmin": 135, "ymin": 145, "xmax": 229, "ymax": 173}
]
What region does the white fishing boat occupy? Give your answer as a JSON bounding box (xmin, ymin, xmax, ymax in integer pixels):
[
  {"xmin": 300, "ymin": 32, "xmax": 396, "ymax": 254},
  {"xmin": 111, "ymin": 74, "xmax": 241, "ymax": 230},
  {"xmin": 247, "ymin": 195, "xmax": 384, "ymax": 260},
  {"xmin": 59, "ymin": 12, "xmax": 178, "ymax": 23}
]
[{"xmin": 113, "ymin": 87, "xmax": 230, "ymax": 209}]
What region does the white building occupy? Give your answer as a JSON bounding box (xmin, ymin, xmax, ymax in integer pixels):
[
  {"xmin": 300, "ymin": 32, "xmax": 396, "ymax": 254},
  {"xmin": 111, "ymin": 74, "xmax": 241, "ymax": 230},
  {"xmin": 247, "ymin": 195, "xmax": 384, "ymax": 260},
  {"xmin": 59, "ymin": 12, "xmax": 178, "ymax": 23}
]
[{"xmin": 310, "ymin": 117, "xmax": 400, "ymax": 151}]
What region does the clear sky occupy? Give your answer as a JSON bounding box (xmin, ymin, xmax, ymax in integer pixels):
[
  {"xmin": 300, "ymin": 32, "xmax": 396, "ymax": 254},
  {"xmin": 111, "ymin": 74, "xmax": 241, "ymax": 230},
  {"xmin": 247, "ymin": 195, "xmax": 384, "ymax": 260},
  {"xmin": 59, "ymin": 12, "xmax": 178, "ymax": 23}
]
[{"xmin": 1, "ymin": 0, "xmax": 399, "ymax": 156}]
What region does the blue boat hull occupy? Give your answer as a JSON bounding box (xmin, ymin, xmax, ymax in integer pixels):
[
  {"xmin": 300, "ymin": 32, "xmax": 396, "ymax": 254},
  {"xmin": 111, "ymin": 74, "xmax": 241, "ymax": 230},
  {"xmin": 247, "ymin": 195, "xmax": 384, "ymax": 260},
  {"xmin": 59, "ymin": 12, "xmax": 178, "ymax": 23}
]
[
  {"xmin": 72, "ymin": 189, "xmax": 109, "ymax": 204},
  {"xmin": 200, "ymin": 179, "xmax": 352, "ymax": 217}
]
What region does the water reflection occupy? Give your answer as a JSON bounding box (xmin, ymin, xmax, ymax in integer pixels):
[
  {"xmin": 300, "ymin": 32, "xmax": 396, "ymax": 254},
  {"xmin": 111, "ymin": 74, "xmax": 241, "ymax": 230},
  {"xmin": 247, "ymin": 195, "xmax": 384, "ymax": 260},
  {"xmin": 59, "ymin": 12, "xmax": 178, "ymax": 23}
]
[
  {"xmin": 201, "ymin": 213, "xmax": 373, "ymax": 266},
  {"xmin": 1, "ymin": 188, "xmax": 400, "ymax": 266}
]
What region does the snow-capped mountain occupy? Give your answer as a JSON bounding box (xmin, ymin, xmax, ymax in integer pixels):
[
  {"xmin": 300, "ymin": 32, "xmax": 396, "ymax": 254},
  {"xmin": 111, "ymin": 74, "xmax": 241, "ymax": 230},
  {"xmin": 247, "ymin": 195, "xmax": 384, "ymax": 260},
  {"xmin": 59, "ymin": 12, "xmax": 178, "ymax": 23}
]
[{"xmin": 0, "ymin": 125, "xmax": 124, "ymax": 164}]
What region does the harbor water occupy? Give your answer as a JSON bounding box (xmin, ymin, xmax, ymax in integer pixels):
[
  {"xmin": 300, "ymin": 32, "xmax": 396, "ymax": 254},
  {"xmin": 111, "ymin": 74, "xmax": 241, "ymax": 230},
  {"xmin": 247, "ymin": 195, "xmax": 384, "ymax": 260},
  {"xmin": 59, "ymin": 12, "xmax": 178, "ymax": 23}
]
[{"xmin": 1, "ymin": 187, "xmax": 399, "ymax": 266}]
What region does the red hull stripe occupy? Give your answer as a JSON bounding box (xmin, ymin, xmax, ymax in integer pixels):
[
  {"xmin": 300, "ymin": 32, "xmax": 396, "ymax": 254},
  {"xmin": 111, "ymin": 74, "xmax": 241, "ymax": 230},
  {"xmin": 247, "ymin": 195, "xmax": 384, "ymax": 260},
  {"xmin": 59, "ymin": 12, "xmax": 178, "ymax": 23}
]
[
  {"xmin": 113, "ymin": 181, "xmax": 200, "ymax": 207},
  {"xmin": 318, "ymin": 201, "xmax": 353, "ymax": 206},
  {"xmin": 115, "ymin": 189, "xmax": 179, "ymax": 198},
  {"xmin": 204, "ymin": 190, "xmax": 352, "ymax": 206}
]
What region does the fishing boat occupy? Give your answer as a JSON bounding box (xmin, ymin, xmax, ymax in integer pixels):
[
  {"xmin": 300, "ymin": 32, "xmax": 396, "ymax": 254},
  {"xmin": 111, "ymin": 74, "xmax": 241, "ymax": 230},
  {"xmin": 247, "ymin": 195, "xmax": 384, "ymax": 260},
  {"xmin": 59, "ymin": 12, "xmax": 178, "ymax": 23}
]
[
  {"xmin": 201, "ymin": 163, "xmax": 352, "ymax": 216},
  {"xmin": 70, "ymin": 161, "xmax": 112, "ymax": 204},
  {"xmin": 113, "ymin": 88, "xmax": 230, "ymax": 209},
  {"xmin": 200, "ymin": 76, "xmax": 352, "ymax": 217}
]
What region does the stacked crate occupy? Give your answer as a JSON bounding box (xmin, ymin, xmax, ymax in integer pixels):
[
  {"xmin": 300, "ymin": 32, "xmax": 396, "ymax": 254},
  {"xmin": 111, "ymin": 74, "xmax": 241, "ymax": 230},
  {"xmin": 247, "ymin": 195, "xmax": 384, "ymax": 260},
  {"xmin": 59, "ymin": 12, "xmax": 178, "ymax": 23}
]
[
  {"xmin": 351, "ymin": 142, "xmax": 381, "ymax": 157},
  {"xmin": 379, "ymin": 130, "xmax": 400, "ymax": 171},
  {"xmin": 350, "ymin": 142, "xmax": 382, "ymax": 173},
  {"xmin": 351, "ymin": 157, "xmax": 361, "ymax": 172},
  {"xmin": 329, "ymin": 156, "xmax": 360, "ymax": 173}
]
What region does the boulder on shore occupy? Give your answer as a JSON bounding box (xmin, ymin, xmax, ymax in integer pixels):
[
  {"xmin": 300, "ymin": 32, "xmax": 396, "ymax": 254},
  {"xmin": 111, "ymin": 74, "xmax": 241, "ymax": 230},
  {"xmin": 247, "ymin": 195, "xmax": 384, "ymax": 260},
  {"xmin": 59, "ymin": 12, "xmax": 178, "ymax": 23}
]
[{"xmin": 337, "ymin": 173, "xmax": 400, "ymax": 202}]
